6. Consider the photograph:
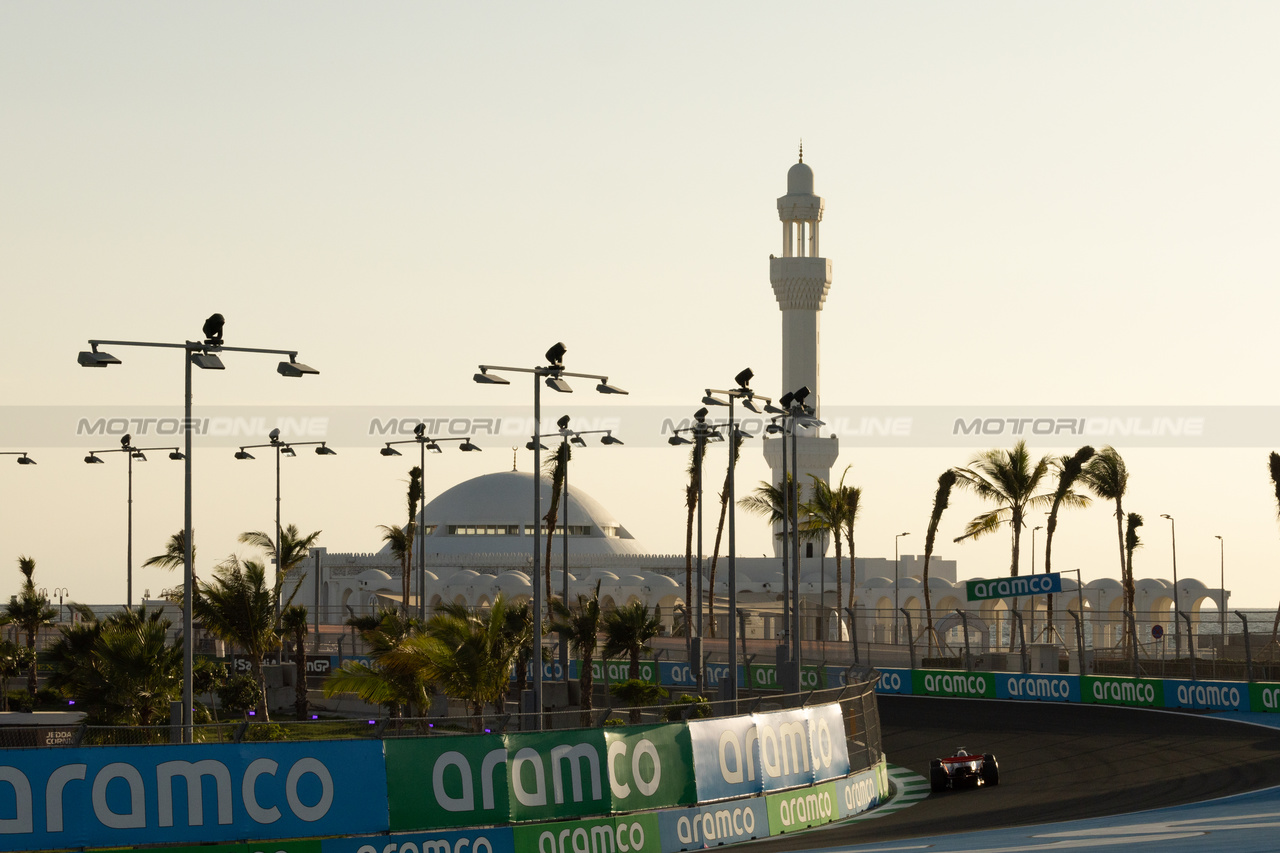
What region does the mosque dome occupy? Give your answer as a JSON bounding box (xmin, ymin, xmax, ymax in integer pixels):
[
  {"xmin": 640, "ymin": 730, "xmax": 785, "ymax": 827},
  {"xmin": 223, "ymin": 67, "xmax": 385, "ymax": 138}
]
[
  {"xmin": 787, "ymin": 161, "xmax": 814, "ymax": 195},
  {"xmin": 378, "ymin": 470, "xmax": 646, "ymax": 557}
]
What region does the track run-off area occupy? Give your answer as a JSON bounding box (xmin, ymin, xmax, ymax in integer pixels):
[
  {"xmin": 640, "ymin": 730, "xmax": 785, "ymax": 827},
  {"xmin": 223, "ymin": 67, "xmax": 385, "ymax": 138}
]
[{"xmin": 742, "ymin": 694, "xmax": 1280, "ymax": 852}]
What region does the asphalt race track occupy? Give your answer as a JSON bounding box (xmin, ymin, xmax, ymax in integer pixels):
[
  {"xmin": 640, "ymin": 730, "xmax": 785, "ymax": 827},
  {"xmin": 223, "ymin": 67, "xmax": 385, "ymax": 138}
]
[{"xmin": 746, "ymin": 694, "xmax": 1280, "ymax": 851}]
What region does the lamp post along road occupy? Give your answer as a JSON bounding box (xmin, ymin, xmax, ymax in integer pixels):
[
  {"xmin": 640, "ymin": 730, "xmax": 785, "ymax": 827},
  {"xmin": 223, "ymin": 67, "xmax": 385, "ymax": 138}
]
[
  {"xmin": 381, "ymin": 424, "xmax": 481, "ymax": 619},
  {"xmin": 236, "ymin": 431, "xmax": 336, "ymax": 617},
  {"xmin": 894, "ymin": 531, "xmax": 910, "ymax": 644},
  {"xmin": 1216, "ymin": 535, "xmax": 1226, "ymax": 642},
  {"xmin": 2, "ymin": 453, "xmax": 37, "ymax": 559},
  {"xmin": 80, "ymin": 314, "xmax": 320, "ymax": 742},
  {"xmin": 553, "ymin": 417, "xmax": 623, "ymax": 682},
  {"xmin": 85, "ymin": 435, "xmax": 183, "ymax": 607},
  {"xmin": 1161, "ymin": 514, "xmax": 1179, "ymax": 657},
  {"xmin": 475, "ymin": 343, "xmax": 625, "ymax": 729}
]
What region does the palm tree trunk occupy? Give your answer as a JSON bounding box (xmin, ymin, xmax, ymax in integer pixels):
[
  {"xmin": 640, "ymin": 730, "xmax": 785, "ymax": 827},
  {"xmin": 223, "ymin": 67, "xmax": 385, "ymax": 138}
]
[
  {"xmin": 294, "ymin": 630, "xmax": 308, "ymax": 720},
  {"xmin": 707, "ymin": 488, "xmax": 730, "ymax": 640},
  {"xmin": 833, "ymin": 537, "xmax": 843, "ymax": 643},
  {"xmin": 252, "ymin": 656, "xmax": 270, "ymax": 722},
  {"xmin": 26, "ymin": 629, "xmax": 37, "ymax": 697},
  {"xmin": 580, "ymin": 652, "xmax": 594, "ymax": 727},
  {"xmin": 1115, "ymin": 499, "xmax": 1132, "ymax": 647}
]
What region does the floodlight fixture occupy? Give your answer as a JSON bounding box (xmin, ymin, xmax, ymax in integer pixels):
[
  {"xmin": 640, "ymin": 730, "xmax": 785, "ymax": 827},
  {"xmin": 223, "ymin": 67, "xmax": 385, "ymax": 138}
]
[
  {"xmin": 380, "ymin": 446, "xmax": 402, "ymax": 457},
  {"xmin": 763, "ymin": 403, "xmax": 784, "ymax": 415},
  {"xmin": 765, "ymin": 423, "xmax": 783, "ymax": 435},
  {"xmin": 314, "ymin": 445, "xmax": 337, "ymax": 456},
  {"xmin": 735, "ymin": 368, "xmax": 754, "ymax": 388},
  {"xmin": 545, "ymin": 376, "xmax": 573, "ymax": 393},
  {"xmin": 426, "ymin": 441, "xmax": 443, "ymax": 453},
  {"xmin": 570, "ymin": 435, "xmax": 587, "ymax": 447},
  {"xmin": 280, "ymin": 446, "xmax": 297, "ymax": 457},
  {"xmin": 84, "ymin": 454, "xmax": 104, "ymax": 464},
  {"xmin": 132, "ymin": 451, "xmax": 147, "ymax": 462},
  {"xmin": 121, "ymin": 434, "xmax": 132, "ymax": 449},
  {"xmin": 694, "ymin": 407, "xmax": 709, "ymax": 423},
  {"xmin": 778, "ymin": 392, "xmax": 794, "ymax": 408},
  {"xmin": 527, "ymin": 440, "xmax": 548, "ymax": 450},
  {"xmin": 269, "ymin": 428, "xmax": 281, "ymax": 441},
  {"xmin": 78, "ymin": 349, "xmax": 121, "ymax": 368},
  {"xmin": 277, "ymin": 359, "xmax": 318, "ymax": 377},
  {"xmin": 600, "ymin": 433, "xmax": 624, "ymax": 445},
  {"xmin": 414, "ymin": 423, "xmax": 426, "ymax": 438},
  {"xmin": 202, "ymin": 313, "xmax": 225, "ymax": 345},
  {"xmin": 595, "ymin": 381, "xmax": 628, "ymax": 395},
  {"xmin": 235, "ymin": 450, "xmax": 255, "ymax": 460},
  {"xmin": 545, "ymin": 342, "xmax": 567, "ymax": 367},
  {"xmin": 168, "ymin": 451, "xmax": 185, "ymax": 461},
  {"xmin": 792, "ymin": 386, "xmax": 811, "ymax": 405},
  {"xmin": 702, "ymin": 394, "xmax": 729, "ymax": 407},
  {"xmin": 460, "ymin": 439, "xmax": 481, "ymax": 452},
  {"xmin": 741, "ymin": 398, "xmax": 761, "ymax": 414},
  {"xmin": 191, "ymin": 352, "xmax": 226, "ymax": 370},
  {"xmin": 15, "ymin": 454, "xmax": 35, "ymax": 465},
  {"xmin": 708, "ymin": 430, "xmax": 725, "ymax": 442},
  {"xmin": 668, "ymin": 435, "xmax": 693, "ymax": 446},
  {"xmin": 557, "ymin": 415, "xmax": 572, "ymax": 432},
  {"xmin": 473, "ymin": 369, "xmax": 511, "ymax": 385}
]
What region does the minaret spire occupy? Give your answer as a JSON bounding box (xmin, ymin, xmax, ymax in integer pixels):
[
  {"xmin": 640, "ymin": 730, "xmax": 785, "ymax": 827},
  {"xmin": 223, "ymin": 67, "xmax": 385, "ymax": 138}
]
[{"xmin": 799, "ymin": 139, "xmax": 803, "ymax": 163}]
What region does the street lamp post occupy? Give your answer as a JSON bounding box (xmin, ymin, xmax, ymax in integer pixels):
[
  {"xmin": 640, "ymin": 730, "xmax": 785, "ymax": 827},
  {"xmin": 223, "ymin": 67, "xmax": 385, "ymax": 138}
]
[
  {"xmin": 1215, "ymin": 535, "xmax": 1226, "ymax": 644},
  {"xmin": 670, "ymin": 407, "xmax": 717, "ymax": 694},
  {"xmin": 381, "ymin": 424, "xmax": 482, "ymax": 619},
  {"xmin": 235, "ymin": 430, "xmax": 336, "ymax": 617},
  {"xmin": 894, "ymin": 532, "xmax": 910, "ymax": 643},
  {"xmin": 85, "ymin": 435, "xmax": 184, "ymax": 607},
  {"xmin": 79, "ymin": 314, "xmax": 320, "ymax": 741},
  {"xmin": 553, "ymin": 416, "xmax": 623, "ymax": 681},
  {"xmin": 2, "ymin": 452, "xmax": 37, "ymax": 558},
  {"xmin": 1031, "ymin": 524, "xmax": 1043, "ymax": 640},
  {"xmin": 474, "ymin": 343, "xmax": 626, "ymax": 729},
  {"xmin": 1160, "ymin": 514, "xmax": 1179, "ymax": 657},
  {"xmin": 52, "ymin": 587, "xmax": 68, "ymax": 622}
]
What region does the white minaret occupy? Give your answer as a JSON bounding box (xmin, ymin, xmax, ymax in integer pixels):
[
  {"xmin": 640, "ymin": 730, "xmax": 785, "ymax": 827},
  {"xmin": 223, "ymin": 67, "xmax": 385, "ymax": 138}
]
[{"xmin": 763, "ymin": 147, "xmax": 840, "ymax": 556}]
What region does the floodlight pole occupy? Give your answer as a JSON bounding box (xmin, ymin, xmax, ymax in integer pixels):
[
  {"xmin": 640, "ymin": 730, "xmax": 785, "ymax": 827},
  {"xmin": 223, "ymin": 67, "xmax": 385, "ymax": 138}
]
[
  {"xmin": 1161, "ymin": 514, "xmax": 1179, "ymax": 658},
  {"xmin": 84, "ymin": 440, "xmax": 182, "ymax": 607},
  {"xmin": 236, "ymin": 436, "xmax": 335, "ymax": 619},
  {"xmin": 382, "ymin": 433, "xmax": 479, "ymax": 619},
  {"xmin": 474, "ymin": 352, "xmax": 625, "ymax": 730},
  {"xmin": 80, "ymin": 333, "xmax": 317, "ymax": 743}
]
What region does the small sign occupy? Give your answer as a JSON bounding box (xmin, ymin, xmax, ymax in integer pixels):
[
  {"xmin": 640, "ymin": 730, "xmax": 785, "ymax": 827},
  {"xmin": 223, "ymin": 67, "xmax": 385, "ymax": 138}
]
[
  {"xmin": 1152, "ymin": 624, "xmax": 1164, "ymax": 640},
  {"xmin": 965, "ymin": 572, "xmax": 1062, "ymax": 602}
]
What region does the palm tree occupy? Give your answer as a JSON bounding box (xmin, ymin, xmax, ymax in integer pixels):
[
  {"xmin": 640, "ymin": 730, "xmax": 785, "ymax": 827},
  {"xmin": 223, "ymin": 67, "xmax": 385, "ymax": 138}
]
[
  {"xmin": 602, "ymin": 601, "xmax": 660, "ymax": 681},
  {"xmin": 502, "ymin": 601, "xmax": 537, "ymax": 698},
  {"xmin": 5, "ymin": 556, "xmax": 57, "ymax": 696},
  {"xmin": 739, "ymin": 475, "xmax": 803, "ymax": 545},
  {"xmin": 0, "ymin": 640, "xmax": 33, "ymax": 711},
  {"xmin": 142, "ymin": 529, "xmax": 196, "ymax": 573},
  {"xmin": 682, "ymin": 442, "xmax": 702, "ymax": 636},
  {"xmin": 416, "ymin": 596, "xmax": 520, "ymax": 729},
  {"xmin": 921, "ymin": 470, "xmax": 957, "ymax": 654},
  {"xmin": 549, "ymin": 581, "xmax": 602, "ymax": 727},
  {"xmin": 1083, "ymin": 447, "xmax": 1131, "ymax": 615},
  {"xmin": 280, "ymin": 605, "xmax": 310, "ymax": 720},
  {"xmin": 239, "ymin": 525, "xmax": 322, "ymax": 622},
  {"xmin": 1269, "ymin": 452, "xmax": 1280, "ymax": 644},
  {"xmin": 803, "ymin": 471, "xmax": 853, "ymax": 635},
  {"xmin": 707, "ymin": 431, "xmax": 746, "ymax": 638},
  {"xmin": 45, "ymin": 606, "xmax": 183, "ymax": 726},
  {"xmin": 543, "ymin": 443, "xmax": 571, "ymax": 605},
  {"xmin": 1125, "ymin": 513, "xmax": 1143, "ymax": 648},
  {"xmin": 839, "ymin": 482, "xmax": 863, "ymax": 613},
  {"xmin": 324, "ymin": 609, "xmax": 431, "ymax": 717},
  {"xmin": 1041, "ymin": 447, "xmax": 1095, "ymax": 637},
  {"xmin": 377, "ymin": 524, "xmax": 415, "ymax": 617},
  {"xmin": 953, "ymin": 441, "xmax": 1055, "ymax": 576},
  {"xmin": 193, "ymin": 556, "xmax": 282, "ymax": 720}
]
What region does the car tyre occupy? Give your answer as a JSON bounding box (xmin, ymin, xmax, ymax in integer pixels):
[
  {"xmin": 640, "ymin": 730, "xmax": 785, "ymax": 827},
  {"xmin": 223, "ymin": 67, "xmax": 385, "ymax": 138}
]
[
  {"xmin": 930, "ymin": 759, "xmax": 948, "ymax": 793},
  {"xmin": 981, "ymin": 753, "xmax": 1000, "ymax": 786}
]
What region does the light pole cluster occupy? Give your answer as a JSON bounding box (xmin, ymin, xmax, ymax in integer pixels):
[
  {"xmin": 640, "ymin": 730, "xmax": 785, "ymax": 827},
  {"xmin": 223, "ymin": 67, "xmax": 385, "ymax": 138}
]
[
  {"xmin": 84, "ymin": 434, "xmax": 184, "ymax": 607},
  {"xmin": 474, "ymin": 343, "xmax": 626, "ymax": 729},
  {"xmin": 79, "ymin": 313, "xmax": 320, "ymax": 741},
  {"xmin": 381, "ymin": 423, "xmax": 482, "ymax": 619}
]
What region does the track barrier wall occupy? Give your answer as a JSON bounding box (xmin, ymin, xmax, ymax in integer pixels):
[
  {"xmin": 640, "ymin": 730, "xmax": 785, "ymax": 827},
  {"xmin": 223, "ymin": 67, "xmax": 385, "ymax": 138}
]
[
  {"xmin": 0, "ymin": 699, "xmax": 888, "ymax": 853},
  {"xmin": 873, "ymin": 667, "xmax": 1280, "ymax": 714}
]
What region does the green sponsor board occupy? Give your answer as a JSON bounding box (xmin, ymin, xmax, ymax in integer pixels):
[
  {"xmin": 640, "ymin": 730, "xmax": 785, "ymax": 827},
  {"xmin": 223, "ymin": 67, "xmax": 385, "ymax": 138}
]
[
  {"xmin": 912, "ymin": 669, "xmax": 996, "ymax": 698},
  {"xmin": 965, "ymin": 573, "xmax": 1061, "ymax": 602},
  {"xmin": 592, "ymin": 659, "xmax": 659, "ymax": 685},
  {"xmin": 766, "ymin": 781, "xmax": 839, "ymax": 834},
  {"xmin": 1082, "ymin": 675, "xmax": 1163, "ymax": 707},
  {"xmin": 89, "ymin": 845, "xmax": 321, "ymax": 853},
  {"xmin": 746, "ymin": 663, "xmax": 826, "ymax": 691},
  {"xmin": 603, "ymin": 723, "xmax": 698, "ymax": 812},
  {"xmin": 387, "ymin": 733, "xmax": 509, "ymax": 830},
  {"xmin": 1249, "ymin": 682, "xmax": 1280, "ymax": 712},
  {"xmin": 513, "ymin": 813, "xmax": 661, "ymax": 853}
]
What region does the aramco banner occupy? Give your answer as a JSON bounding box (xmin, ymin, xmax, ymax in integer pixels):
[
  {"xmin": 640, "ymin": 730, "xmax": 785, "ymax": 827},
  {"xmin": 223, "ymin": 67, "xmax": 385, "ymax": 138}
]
[
  {"xmin": 0, "ymin": 740, "xmax": 387, "ymax": 852},
  {"xmin": 385, "ymin": 724, "xmax": 697, "ymax": 830},
  {"xmin": 966, "ymin": 572, "xmax": 1062, "ymax": 602},
  {"xmin": 686, "ymin": 703, "xmax": 851, "ymax": 803}
]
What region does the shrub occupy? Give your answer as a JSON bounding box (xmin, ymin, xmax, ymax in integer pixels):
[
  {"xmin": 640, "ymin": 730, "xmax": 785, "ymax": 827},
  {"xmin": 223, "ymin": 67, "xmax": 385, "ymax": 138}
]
[{"xmin": 665, "ymin": 694, "xmax": 710, "ymax": 721}]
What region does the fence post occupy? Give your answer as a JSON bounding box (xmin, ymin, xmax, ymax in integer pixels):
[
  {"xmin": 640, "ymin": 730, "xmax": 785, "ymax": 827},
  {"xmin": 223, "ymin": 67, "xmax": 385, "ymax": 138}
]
[
  {"xmin": 1178, "ymin": 610, "xmax": 1196, "ymax": 680},
  {"xmin": 1124, "ymin": 611, "xmax": 1140, "ymax": 679},
  {"xmin": 1235, "ymin": 611, "xmax": 1253, "ymax": 682},
  {"xmin": 1010, "ymin": 610, "xmax": 1028, "ymax": 673},
  {"xmin": 955, "ymin": 609, "xmax": 971, "ymax": 671},
  {"xmin": 1068, "ymin": 610, "xmax": 1086, "ymax": 675},
  {"xmin": 899, "ymin": 608, "xmax": 916, "ymax": 670}
]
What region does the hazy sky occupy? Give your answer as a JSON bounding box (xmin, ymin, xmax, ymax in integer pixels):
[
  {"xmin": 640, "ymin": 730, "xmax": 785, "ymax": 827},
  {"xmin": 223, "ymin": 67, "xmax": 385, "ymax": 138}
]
[{"xmin": 3, "ymin": 3, "xmax": 1279, "ymax": 610}]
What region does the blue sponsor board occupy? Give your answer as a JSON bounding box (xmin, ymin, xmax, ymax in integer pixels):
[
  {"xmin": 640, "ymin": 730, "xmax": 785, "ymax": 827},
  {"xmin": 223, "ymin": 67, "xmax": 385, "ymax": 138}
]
[
  {"xmin": 659, "ymin": 661, "xmax": 738, "ymax": 688},
  {"xmin": 0, "ymin": 740, "xmax": 388, "ymax": 852},
  {"xmin": 688, "ymin": 715, "xmax": 762, "ymax": 802},
  {"xmin": 873, "ymin": 668, "xmax": 912, "ymax": 695},
  {"xmin": 996, "ymin": 673, "xmax": 1080, "ymax": 703},
  {"xmin": 1165, "ymin": 679, "xmax": 1248, "ymax": 712},
  {"xmin": 834, "ymin": 766, "xmax": 884, "ymax": 819},
  {"xmin": 657, "ymin": 796, "xmax": 768, "ymax": 851},
  {"xmin": 322, "ymin": 827, "xmax": 514, "ymax": 853},
  {"xmin": 512, "ymin": 659, "xmax": 577, "ymax": 682}
]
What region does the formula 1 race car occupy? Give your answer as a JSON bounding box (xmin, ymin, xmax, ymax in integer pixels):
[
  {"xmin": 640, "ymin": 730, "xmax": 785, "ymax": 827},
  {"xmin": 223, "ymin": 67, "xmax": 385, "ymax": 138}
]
[{"xmin": 929, "ymin": 748, "xmax": 999, "ymax": 792}]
